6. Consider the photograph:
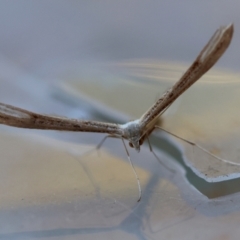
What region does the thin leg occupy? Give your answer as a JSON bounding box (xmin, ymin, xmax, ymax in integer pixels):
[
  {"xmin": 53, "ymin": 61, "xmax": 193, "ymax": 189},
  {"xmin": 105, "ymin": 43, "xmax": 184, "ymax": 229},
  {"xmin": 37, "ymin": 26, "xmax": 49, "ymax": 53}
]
[
  {"xmin": 121, "ymin": 138, "xmax": 142, "ymax": 202},
  {"xmin": 155, "ymin": 126, "xmax": 240, "ymax": 166},
  {"xmin": 147, "ymin": 137, "xmax": 175, "ymax": 173},
  {"xmin": 71, "ymin": 134, "xmax": 142, "ymax": 202},
  {"xmin": 95, "ymin": 135, "xmax": 115, "ymax": 158},
  {"xmin": 96, "ymin": 135, "xmax": 119, "ymax": 149},
  {"xmin": 70, "ymin": 134, "xmax": 120, "ymax": 166},
  {"xmin": 98, "ymin": 135, "xmax": 142, "ymax": 202}
]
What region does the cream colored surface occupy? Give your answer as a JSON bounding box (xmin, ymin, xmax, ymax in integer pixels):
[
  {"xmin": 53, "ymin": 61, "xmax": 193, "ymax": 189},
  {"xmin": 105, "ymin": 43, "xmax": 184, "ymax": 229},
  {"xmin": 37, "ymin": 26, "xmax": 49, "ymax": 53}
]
[{"xmin": 0, "ymin": 130, "xmax": 150, "ymax": 209}]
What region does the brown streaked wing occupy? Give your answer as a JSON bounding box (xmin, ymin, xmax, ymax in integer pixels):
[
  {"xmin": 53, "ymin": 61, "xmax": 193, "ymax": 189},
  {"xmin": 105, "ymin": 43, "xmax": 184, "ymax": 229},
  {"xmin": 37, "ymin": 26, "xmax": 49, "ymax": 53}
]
[
  {"xmin": 0, "ymin": 103, "xmax": 122, "ymax": 135},
  {"xmin": 139, "ymin": 24, "xmax": 234, "ymax": 129}
]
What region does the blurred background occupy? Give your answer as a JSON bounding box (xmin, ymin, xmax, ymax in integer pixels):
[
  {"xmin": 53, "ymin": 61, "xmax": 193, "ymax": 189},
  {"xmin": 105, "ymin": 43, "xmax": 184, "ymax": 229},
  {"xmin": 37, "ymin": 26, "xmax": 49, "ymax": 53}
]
[
  {"xmin": 0, "ymin": 1, "xmax": 239, "ymax": 74},
  {"xmin": 1, "ymin": 1, "xmax": 240, "ymax": 239}
]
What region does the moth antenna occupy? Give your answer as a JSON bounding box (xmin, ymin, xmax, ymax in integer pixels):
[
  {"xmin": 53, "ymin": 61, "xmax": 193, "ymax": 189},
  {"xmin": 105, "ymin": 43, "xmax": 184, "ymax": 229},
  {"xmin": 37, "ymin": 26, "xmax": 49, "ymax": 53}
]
[{"xmin": 155, "ymin": 126, "xmax": 240, "ymax": 166}]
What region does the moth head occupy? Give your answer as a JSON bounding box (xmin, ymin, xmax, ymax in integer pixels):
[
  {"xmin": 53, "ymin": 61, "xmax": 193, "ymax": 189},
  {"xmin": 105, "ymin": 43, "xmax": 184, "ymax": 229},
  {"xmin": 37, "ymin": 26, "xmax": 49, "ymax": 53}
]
[
  {"xmin": 129, "ymin": 140, "xmax": 140, "ymax": 152},
  {"xmin": 120, "ymin": 120, "xmax": 142, "ymax": 152},
  {"xmin": 129, "ymin": 137, "xmax": 144, "ymax": 149}
]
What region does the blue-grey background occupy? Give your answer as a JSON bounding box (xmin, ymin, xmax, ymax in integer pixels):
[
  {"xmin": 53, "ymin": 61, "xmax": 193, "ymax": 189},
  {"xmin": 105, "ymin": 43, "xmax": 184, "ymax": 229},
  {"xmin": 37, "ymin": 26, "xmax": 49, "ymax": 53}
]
[{"xmin": 0, "ymin": 0, "xmax": 239, "ymax": 78}]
